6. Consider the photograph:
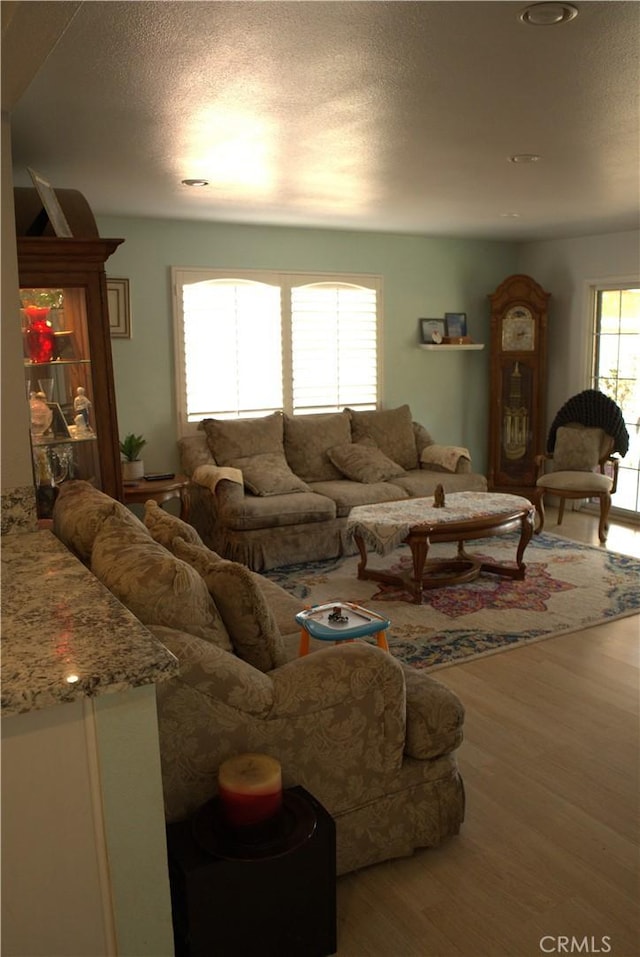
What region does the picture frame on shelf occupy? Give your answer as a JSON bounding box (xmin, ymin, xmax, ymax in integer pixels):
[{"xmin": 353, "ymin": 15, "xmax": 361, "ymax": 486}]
[
  {"xmin": 444, "ymin": 312, "xmax": 468, "ymax": 338},
  {"xmin": 419, "ymin": 318, "xmax": 446, "ymax": 344},
  {"xmin": 27, "ymin": 167, "xmax": 73, "ymax": 238},
  {"xmin": 107, "ymin": 278, "xmax": 131, "ymax": 338}
]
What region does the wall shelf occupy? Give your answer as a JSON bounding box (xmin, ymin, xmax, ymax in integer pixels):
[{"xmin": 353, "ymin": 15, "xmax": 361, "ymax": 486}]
[{"xmin": 419, "ymin": 343, "xmax": 485, "ymax": 351}]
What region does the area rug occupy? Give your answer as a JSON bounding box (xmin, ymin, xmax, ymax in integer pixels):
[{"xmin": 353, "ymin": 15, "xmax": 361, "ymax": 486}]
[{"xmin": 264, "ymin": 533, "xmax": 640, "ymax": 671}]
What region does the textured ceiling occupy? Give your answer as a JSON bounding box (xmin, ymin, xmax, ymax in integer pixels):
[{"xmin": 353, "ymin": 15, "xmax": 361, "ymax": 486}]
[{"xmin": 5, "ymin": 0, "xmax": 640, "ymax": 240}]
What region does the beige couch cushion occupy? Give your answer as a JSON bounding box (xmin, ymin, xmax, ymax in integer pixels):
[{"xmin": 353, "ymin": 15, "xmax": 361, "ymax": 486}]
[
  {"xmin": 348, "ymin": 405, "xmax": 419, "ymax": 470},
  {"xmin": 389, "ymin": 469, "xmax": 487, "ymax": 498},
  {"xmin": 308, "ymin": 479, "xmax": 408, "ymax": 517},
  {"xmin": 283, "ymin": 411, "xmax": 352, "ymax": 482},
  {"xmin": 218, "ymin": 488, "xmax": 336, "ymax": 530},
  {"xmin": 328, "ymin": 441, "xmax": 405, "ymax": 483},
  {"xmin": 173, "ymin": 538, "xmax": 287, "ymax": 672},
  {"xmin": 228, "ymin": 452, "xmax": 310, "ymax": 496},
  {"xmin": 201, "ymin": 411, "xmax": 283, "ymax": 463},
  {"xmin": 53, "ymin": 479, "xmax": 139, "ymax": 563},
  {"xmin": 201, "ymin": 413, "xmax": 309, "ymax": 496},
  {"xmin": 180, "ymin": 431, "xmax": 215, "ymax": 473},
  {"xmin": 91, "ymin": 514, "xmax": 232, "ymax": 651},
  {"xmin": 143, "ymin": 499, "xmax": 205, "ymax": 548}
]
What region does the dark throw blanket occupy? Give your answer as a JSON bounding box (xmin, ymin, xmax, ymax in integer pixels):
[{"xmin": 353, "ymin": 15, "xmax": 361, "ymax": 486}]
[{"xmin": 547, "ymin": 389, "xmax": 629, "ymax": 457}]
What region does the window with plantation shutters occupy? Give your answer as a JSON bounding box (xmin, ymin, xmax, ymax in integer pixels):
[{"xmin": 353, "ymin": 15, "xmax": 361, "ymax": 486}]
[
  {"xmin": 290, "ymin": 282, "xmax": 378, "ymax": 414},
  {"xmin": 172, "ymin": 268, "xmax": 381, "ymax": 432}
]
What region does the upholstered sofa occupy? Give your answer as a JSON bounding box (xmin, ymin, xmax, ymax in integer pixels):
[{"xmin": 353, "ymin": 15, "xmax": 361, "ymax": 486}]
[
  {"xmin": 179, "ymin": 404, "xmax": 487, "ymax": 571},
  {"xmin": 53, "ymin": 480, "xmax": 466, "ymax": 876}
]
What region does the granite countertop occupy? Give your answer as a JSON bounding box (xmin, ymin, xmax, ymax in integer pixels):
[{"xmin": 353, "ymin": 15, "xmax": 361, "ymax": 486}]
[{"xmin": 1, "ymin": 530, "xmax": 179, "ymax": 716}]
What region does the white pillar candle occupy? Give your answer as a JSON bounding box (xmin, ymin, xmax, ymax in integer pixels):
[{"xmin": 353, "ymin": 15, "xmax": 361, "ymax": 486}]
[{"xmin": 218, "ymin": 753, "xmax": 282, "ymax": 827}]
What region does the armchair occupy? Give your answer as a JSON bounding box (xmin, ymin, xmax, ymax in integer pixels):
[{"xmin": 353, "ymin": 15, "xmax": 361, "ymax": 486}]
[
  {"xmin": 533, "ymin": 388, "xmax": 629, "ymax": 543},
  {"xmin": 151, "ymin": 625, "xmax": 465, "ymax": 876}
]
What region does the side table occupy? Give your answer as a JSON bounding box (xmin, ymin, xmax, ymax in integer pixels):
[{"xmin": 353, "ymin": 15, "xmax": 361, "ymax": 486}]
[
  {"xmin": 122, "ymin": 474, "xmax": 190, "ymax": 520},
  {"xmin": 296, "ymin": 601, "xmax": 390, "ymax": 656},
  {"xmin": 166, "ymin": 786, "xmax": 337, "ymax": 957}
]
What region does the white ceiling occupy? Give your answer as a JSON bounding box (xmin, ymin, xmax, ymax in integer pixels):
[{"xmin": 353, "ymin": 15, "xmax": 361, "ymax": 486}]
[{"xmin": 4, "ymin": 0, "xmax": 640, "ymax": 241}]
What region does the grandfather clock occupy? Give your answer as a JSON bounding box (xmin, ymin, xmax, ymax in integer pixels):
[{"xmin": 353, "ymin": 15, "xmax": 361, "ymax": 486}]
[{"xmin": 487, "ymin": 274, "xmax": 550, "ymax": 494}]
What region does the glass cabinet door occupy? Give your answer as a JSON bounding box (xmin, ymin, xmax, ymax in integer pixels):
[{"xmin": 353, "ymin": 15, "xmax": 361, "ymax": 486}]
[{"xmin": 21, "ymin": 284, "xmax": 105, "ymax": 517}]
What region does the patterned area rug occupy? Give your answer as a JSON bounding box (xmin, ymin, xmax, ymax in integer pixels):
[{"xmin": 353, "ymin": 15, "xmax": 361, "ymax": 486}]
[{"xmin": 264, "ymin": 533, "xmax": 640, "ymax": 671}]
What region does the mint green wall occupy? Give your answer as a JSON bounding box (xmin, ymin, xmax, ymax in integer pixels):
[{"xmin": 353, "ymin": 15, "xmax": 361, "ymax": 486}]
[
  {"xmin": 96, "ymin": 216, "xmax": 517, "ymax": 475},
  {"xmin": 517, "ymin": 230, "xmax": 640, "ymax": 432}
]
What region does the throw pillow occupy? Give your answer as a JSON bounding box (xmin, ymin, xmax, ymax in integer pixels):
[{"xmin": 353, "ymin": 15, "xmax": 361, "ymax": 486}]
[
  {"xmin": 420, "ymin": 444, "xmax": 471, "ymax": 473},
  {"xmin": 200, "ymin": 412, "xmax": 283, "ymax": 465},
  {"xmin": 327, "ymin": 441, "xmax": 405, "ymax": 483},
  {"xmin": 143, "ymin": 499, "xmax": 204, "ymax": 549},
  {"xmin": 553, "ymin": 426, "xmax": 605, "ymax": 472},
  {"xmin": 53, "ymin": 479, "xmax": 143, "ymax": 563},
  {"xmin": 283, "ymin": 411, "xmax": 352, "ymax": 482},
  {"xmin": 227, "ymin": 452, "xmax": 311, "ymax": 496},
  {"xmin": 179, "ymin": 432, "xmax": 215, "ymax": 473},
  {"xmin": 347, "ymin": 404, "xmax": 419, "ymax": 470},
  {"xmin": 173, "ymin": 538, "xmax": 287, "ymax": 672},
  {"xmin": 91, "ymin": 513, "xmax": 233, "ymax": 651}
]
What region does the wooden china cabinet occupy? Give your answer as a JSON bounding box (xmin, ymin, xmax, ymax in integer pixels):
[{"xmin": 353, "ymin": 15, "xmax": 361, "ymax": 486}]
[
  {"xmin": 487, "ymin": 274, "xmax": 550, "ymax": 495},
  {"xmin": 15, "ymin": 187, "xmax": 124, "ymax": 517}
]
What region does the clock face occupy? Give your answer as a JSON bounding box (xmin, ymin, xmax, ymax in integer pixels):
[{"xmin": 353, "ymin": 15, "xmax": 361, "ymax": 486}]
[{"xmin": 502, "ymin": 306, "xmax": 535, "ymax": 351}]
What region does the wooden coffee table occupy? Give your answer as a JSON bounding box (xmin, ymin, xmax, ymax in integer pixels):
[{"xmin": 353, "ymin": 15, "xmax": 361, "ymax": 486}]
[{"xmin": 347, "ymin": 491, "xmax": 536, "ymax": 604}]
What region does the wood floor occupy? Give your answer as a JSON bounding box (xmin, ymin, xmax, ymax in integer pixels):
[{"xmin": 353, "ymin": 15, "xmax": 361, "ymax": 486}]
[{"xmin": 335, "ymin": 508, "xmax": 640, "ymax": 957}]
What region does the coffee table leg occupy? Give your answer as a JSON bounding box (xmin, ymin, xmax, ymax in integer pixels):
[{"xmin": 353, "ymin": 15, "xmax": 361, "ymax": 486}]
[
  {"xmin": 408, "ymin": 535, "xmax": 429, "ymax": 603},
  {"xmin": 354, "ymin": 532, "xmax": 369, "ymax": 578},
  {"xmin": 514, "ymin": 509, "xmax": 535, "ymax": 570},
  {"xmin": 458, "ymin": 509, "xmax": 535, "ymax": 580},
  {"xmin": 354, "ymin": 532, "xmax": 424, "ymax": 603}
]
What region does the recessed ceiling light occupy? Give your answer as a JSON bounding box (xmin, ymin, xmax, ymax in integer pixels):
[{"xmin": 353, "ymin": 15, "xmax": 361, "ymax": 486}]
[
  {"xmin": 519, "ymin": 2, "xmax": 578, "ymax": 26},
  {"xmin": 500, "ymin": 212, "xmax": 522, "ymax": 219},
  {"xmin": 508, "ymin": 154, "xmax": 541, "ymax": 164},
  {"xmin": 181, "ymin": 178, "xmax": 210, "ymax": 187}
]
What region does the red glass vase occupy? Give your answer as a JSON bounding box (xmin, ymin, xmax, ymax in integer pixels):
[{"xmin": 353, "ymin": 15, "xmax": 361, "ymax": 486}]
[{"xmin": 24, "ymin": 306, "xmax": 55, "ymax": 363}]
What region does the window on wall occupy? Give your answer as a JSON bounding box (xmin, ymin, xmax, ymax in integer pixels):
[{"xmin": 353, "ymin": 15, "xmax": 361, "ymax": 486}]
[
  {"xmin": 591, "ymin": 284, "xmax": 640, "ymax": 517},
  {"xmin": 172, "ymin": 269, "xmax": 381, "ymax": 432}
]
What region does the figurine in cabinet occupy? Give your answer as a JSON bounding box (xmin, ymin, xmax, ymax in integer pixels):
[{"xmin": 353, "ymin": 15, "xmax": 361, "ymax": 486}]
[{"xmin": 73, "ymin": 386, "xmax": 92, "ymax": 428}]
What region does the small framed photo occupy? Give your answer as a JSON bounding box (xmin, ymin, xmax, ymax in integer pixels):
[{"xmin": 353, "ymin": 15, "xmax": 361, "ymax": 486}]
[
  {"xmin": 419, "ymin": 318, "xmax": 446, "ymax": 344},
  {"xmin": 47, "ymin": 402, "xmax": 71, "ymax": 438},
  {"xmin": 444, "ymin": 312, "xmax": 468, "ymax": 338},
  {"xmin": 107, "ymin": 278, "xmax": 131, "ymax": 338},
  {"xmin": 27, "ymin": 167, "xmax": 73, "ymax": 238}
]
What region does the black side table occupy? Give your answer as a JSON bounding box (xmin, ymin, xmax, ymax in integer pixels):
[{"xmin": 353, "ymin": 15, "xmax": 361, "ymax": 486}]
[{"xmin": 166, "ymin": 786, "xmax": 337, "ymax": 957}]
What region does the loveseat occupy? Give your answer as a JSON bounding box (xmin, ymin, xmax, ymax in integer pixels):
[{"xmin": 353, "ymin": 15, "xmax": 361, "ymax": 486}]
[
  {"xmin": 179, "ymin": 404, "xmax": 487, "ymax": 571},
  {"xmin": 53, "ymin": 480, "xmax": 466, "ymax": 876}
]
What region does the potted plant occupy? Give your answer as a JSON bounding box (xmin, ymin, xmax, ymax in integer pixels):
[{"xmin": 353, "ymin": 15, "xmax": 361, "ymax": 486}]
[{"xmin": 120, "ymin": 433, "xmax": 146, "ymax": 481}]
